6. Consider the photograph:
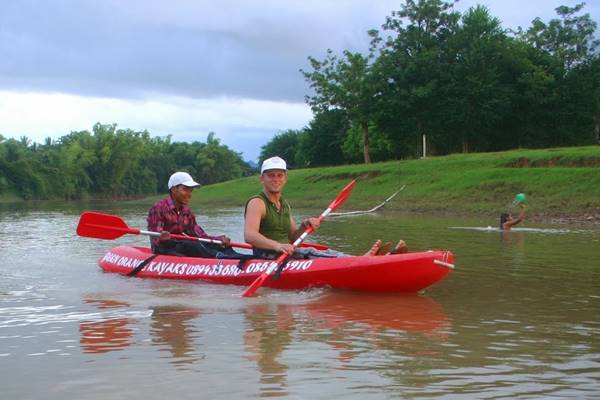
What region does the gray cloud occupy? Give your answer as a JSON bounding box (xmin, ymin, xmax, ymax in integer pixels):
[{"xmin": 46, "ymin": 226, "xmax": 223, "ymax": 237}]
[
  {"xmin": 2, "ymin": 0, "xmax": 598, "ymax": 103},
  {"xmin": 0, "ymin": 0, "xmax": 398, "ymax": 102},
  {"xmin": 1, "ymin": 0, "xmax": 598, "ymax": 162}
]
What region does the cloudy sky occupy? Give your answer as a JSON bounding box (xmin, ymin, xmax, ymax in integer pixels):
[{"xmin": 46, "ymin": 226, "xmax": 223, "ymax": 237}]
[{"xmin": 1, "ymin": 0, "xmax": 599, "ymax": 161}]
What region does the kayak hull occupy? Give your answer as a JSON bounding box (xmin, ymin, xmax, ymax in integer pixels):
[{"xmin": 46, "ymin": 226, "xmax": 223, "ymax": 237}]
[{"xmin": 98, "ymin": 246, "xmax": 454, "ymax": 293}]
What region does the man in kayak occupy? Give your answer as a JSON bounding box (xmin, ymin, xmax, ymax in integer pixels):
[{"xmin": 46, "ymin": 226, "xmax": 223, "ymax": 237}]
[
  {"xmin": 147, "ymin": 171, "xmax": 235, "ymax": 257},
  {"xmin": 244, "ymin": 156, "xmax": 407, "ymax": 259},
  {"xmin": 500, "ymin": 204, "xmax": 528, "ymax": 230}
]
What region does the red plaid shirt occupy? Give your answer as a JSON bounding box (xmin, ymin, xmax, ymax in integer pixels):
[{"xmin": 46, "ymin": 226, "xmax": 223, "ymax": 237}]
[{"xmin": 147, "ymin": 196, "xmax": 219, "ymax": 249}]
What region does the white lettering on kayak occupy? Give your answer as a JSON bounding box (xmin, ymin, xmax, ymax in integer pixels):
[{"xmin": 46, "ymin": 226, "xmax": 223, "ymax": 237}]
[
  {"xmin": 245, "ymin": 262, "xmax": 270, "ymax": 273},
  {"xmin": 101, "ymin": 252, "xmax": 120, "ymax": 264},
  {"xmin": 284, "ymin": 260, "xmax": 312, "ymax": 271},
  {"xmin": 102, "ymin": 252, "xmax": 312, "ymax": 277},
  {"xmin": 243, "ymin": 259, "xmax": 313, "ymax": 274},
  {"xmin": 222, "ymin": 265, "xmax": 241, "ymax": 276},
  {"xmin": 103, "ymin": 254, "xmax": 146, "ymax": 269}
]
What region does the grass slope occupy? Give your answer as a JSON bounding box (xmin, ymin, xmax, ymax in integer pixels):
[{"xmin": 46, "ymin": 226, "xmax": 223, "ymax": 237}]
[{"xmin": 194, "ymin": 146, "xmax": 600, "ymax": 220}]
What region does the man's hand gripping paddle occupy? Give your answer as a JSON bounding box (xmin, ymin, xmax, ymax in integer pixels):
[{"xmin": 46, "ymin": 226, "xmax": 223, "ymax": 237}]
[{"xmin": 241, "ymin": 179, "xmax": 356, "ymax": 297}]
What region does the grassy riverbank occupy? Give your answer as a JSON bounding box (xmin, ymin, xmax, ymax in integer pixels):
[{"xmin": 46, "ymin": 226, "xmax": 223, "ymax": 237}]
[
  {"xmin": 194, "ymin": 146, "xmax": 600, "ymax": 223},
  {"xmin": 3, "ymin": 145, "xmax": 598, "ymax": 223},
  {"xmin": 0, "ymin": 191, "xmax": 22, "ymax": 203}
]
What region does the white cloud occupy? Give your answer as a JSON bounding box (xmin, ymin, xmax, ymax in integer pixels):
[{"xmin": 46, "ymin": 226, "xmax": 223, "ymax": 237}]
[{"xmin": 0, "ymin": 90, "xmax": 311, "ymax": 160}]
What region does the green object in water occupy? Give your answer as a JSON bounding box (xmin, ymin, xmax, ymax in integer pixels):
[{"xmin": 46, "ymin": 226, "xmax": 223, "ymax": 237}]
[{"xmin": 514, "ymin": 193, "xmax": 527, "ymax": 204}]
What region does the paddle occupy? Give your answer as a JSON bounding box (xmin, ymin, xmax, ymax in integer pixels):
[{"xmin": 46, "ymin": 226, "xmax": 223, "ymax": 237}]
[
  {"xmin": 77, "ymin": 211, "xmax": 253, "ymax": 249},
  {"xmin": 241, "ymin": 179, "xmax": 357, "ymax": 297},
  {"xmin": 76, "ymin": 211, "xmax": 329, "ymax": 251},
  {"xmin": 330, "ymin": 185, "xmax": 405, "ymax": 216}
]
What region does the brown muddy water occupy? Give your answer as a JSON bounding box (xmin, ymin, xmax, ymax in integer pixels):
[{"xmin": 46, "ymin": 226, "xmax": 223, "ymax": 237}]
[{"xmin": 1, "ymin": 201, "xmax": 599, "ymax": 399}]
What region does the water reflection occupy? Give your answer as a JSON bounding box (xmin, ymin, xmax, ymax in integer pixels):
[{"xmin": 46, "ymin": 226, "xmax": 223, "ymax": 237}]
[
  {"xmin": 501, "ymin": 229, "xmax": 526, "ymax": 248},
  {"xmin": 150, "ymin": 305, "xmax": 203, "ymax": 365},
  {"xmin": 296, "ymin": 292, "xmax": 450, "ymax": 371},
  {"xmin": 303, "ymin": 292, "xmax": 449, "ymax": 336},
  {"xmin": 500, "ymin": 230, "xmax": 527, "ymax": 269},
  {"xmin": 80, "ymin": 297, "xmax": 204, "ymax": 365},
  {"xmin": 244, "ymin": 304, "xmax": 293, "ymax": 397},
  {"xmin": 79, "ymin": 299, "xmax": 134, "ymax": 354},
  {"xmin": 4, "ymin": 205, "xmax": 600, "ymax": 398},
  {"xmin": 79, "ymin": 291, "xmax": 448, "ymax": 398},
  {"xmin": 241, "ymin": 292, "xmax": 449, "ymax": 397}
]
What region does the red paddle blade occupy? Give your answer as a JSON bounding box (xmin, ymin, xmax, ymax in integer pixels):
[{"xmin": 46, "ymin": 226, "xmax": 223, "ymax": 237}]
[
  {"xmin": 330, "ymin": 179, "xmax": 356, "ymax": 211},
  {"xmin": 242, "ymin": 254, "xmax": 286, "ymax": 297},
  {"xmin": 241, "ymin": 273, "xmax": 269, "ymax": 297},
  {"xmin": 76, "ymin": 211, "xmax": 131, "ymax": 240}
]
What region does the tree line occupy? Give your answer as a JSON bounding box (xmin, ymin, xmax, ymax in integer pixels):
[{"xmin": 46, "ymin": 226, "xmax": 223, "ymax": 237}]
[
  {"xmin": 260, "ymin": 1, "xmax": 600, "ymax": 167},
  {"xmin": 2, "ymin": 1, "xmax": 599, "ymax": 200},
  {"xmin": 0, "ymin": 123, "xmax": 253, "ymax": 200}
]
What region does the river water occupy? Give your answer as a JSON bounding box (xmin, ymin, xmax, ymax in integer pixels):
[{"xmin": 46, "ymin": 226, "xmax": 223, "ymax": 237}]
[{"xmin": 1, "ymin": 201, "xmax": 599, "ymax": 399}]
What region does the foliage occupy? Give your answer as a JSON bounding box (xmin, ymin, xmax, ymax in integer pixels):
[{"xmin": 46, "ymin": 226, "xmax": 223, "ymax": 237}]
[
  {"xmin": 196, "ymin": 132, "xmax": 253, "ymax": 184},
  {"xmin": 195, "ymin": 145, "xmax": 600, "ymax": 218},
  {"xmin": 3, "ymin": 1, "xmax": 600, "ymax": 198},
  {"xmin": 0, "ymin": 124, "xmax": 251, "ymax": 200},
  {"xmin": 280, "ymin": 0, "xmax": 600, "ymax": 166},
  {"xmin": 296, "ymin": 109, "xmax": 350, "ymax": 167},
  {"xmin": 258, "ymin": 129, "xmax": 302, "ymax": 168},
  {"xmin": 522, "ymin": 2, "xmax": 599, "ymax": 71},
  {"xmin": 302, "ymin": 49, "xmax": 381, "ymax": 163}
]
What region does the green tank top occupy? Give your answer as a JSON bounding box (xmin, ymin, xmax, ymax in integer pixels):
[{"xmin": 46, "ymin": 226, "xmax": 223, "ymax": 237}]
[{"xmin": 246, "ymin": 192, "xmax": 292, "ymax": 243}]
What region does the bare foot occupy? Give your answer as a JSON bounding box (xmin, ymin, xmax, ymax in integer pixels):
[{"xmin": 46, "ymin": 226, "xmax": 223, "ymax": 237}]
[
  {"xmin": 376, "ymin": 242, "xmax": 391, "ymax": 256},
  {"xmin": 365, "ymin": 240, "xmax": 382, "ymax": 256},
  {"xmin": 391, "ymin": 240, "xmax": 408, "ymax": 254}
]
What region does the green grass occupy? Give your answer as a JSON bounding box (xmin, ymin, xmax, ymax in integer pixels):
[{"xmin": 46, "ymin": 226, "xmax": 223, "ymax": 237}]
[
  {"xmin": 0, "ymin": 191, "xmax": 23, "ymax": 203},
  {"xmin": 193, "ymin": 146, "xmax": 600, "ymax": 218},
  {"xmin": 3, "ymin": 146, "xmax": 598, "ymax": 219}
]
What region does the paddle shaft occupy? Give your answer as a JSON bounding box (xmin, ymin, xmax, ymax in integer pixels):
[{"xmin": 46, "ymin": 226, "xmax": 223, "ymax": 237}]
[
  {"xmin": 261, "ymin": 205, "xmax": 334, "ymax": 274},
  {"xmin": 77, "ymin": 211, "xmax": 328, "ymax": 251},
  {"xmin": 261, "ymin": 207, "xmax": 333, "ymax": 274},
  {"xmin": 241, "ymin": 180, "xmax": 355, "ymax": 297},
  {"xmin": 81, "ymin": 219, "xmax": 252, "ymax": 248},
  {"xmin": 241, "ymin": 208, "xmax": 332, "ymax": 296}
]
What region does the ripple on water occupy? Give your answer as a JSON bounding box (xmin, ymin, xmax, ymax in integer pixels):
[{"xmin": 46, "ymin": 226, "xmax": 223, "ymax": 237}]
[{"xmin": 1, "ymin": 207, "xmax": 600, "ymax": 399}]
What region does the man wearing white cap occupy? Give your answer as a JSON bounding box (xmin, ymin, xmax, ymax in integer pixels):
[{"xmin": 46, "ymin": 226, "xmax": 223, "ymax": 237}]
[
  {"xmin": 147, "ymin": 171, "xmax": 232, "ymax": 256},
  {"xmin": 244, "ymin": 156, "xmax": 322, "ymax": 257},
  {"xmin": 244, "ymin": 157, "xmax": 404, "ymax": 258}
]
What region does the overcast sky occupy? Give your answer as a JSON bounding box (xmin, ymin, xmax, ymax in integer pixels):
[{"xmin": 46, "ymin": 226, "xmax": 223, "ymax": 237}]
[{"xmin": 1, "ymin": 0, "xmax": 599, "ymax": 162}]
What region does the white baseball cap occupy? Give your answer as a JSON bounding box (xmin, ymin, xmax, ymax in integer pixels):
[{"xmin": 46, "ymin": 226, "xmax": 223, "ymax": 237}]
[
  {"xmin": 261, "ymin": 156, "xmax": 287, "ymax": 174},
  {"xmin": 168, "ymin": 171, "xmax": 201, "ymax": 189}
]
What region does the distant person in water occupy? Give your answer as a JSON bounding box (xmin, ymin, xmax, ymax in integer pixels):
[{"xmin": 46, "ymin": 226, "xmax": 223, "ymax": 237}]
[
  {"xmin": 500, "ymin": 204, "xmax": 528, "ymax": 230},
  {"xmin": 244, "ymin": 156, "xmax": 408, "ymax": 259}
]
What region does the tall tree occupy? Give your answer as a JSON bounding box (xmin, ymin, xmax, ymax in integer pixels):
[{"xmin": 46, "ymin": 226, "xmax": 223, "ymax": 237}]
[
  {"xmin": 259, "ymin": 129, "xmax": 302, "ymax": 167},
  {"xmin": 370, "ymin": 0, "xmax": 460, "ymax": 156},
  {"xmin": 302, "ymin": 49, "xmax": 379, "ymax": 163},
  {"xmin": 295, "ymin": 109, "xmax": 350, "ymax": 167},
  {"xmin": 0, "ymin": 138, "xmax": 46, "ymax": 199},
  {"xmin": 442, "ymin": 5, "xmax": 513, "ymax": 152},
  {"xmin": 523, "ymin": 3, "xmax": 599, "ymax": 71},
  {"xmin": 195, "ymin": 132, "xmax": 249, "ymax": 184},
  {"xmin": 520, "ymin": 2, "xmax": 600, "ymax": 146}
]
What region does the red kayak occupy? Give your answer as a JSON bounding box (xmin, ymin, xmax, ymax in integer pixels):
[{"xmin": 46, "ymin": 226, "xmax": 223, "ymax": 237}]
[{"xmin": 98, "ymin": 246, "xmax": 454, "ymax": 293}]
